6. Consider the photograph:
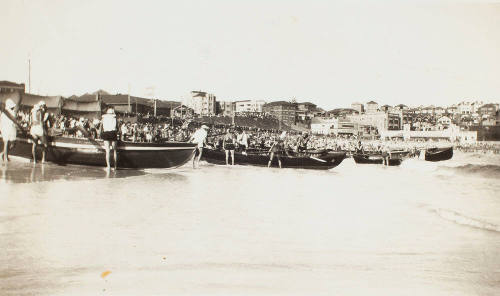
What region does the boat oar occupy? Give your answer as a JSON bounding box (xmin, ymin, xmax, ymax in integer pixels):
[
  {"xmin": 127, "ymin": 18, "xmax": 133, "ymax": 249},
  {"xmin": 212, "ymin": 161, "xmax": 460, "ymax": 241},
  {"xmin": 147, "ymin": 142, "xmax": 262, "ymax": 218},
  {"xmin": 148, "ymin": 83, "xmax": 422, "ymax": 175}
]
[
  {"xmin": 74, "ymin": 125, "xmax": 112, "ymax": 151},
  {"xmin": 309, "ymin": 155, "xmax": 327, "ymax": 163}
]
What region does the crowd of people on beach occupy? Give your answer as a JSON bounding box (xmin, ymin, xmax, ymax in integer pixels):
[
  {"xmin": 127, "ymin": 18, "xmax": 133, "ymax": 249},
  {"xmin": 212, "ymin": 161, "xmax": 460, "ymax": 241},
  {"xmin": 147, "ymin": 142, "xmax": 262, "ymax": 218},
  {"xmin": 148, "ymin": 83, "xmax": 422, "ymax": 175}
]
[{"xmin": 2, "ymin": 98, "xmax": 499, "ymax": 169}]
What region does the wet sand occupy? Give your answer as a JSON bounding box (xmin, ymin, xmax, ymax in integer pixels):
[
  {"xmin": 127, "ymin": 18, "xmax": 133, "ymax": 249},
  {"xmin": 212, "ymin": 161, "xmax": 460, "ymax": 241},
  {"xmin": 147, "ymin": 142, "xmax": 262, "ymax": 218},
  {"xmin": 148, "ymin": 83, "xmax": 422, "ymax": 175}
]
[{"xmin": 1, "ymin": 153, "xmax": 500, "ymax": 295}]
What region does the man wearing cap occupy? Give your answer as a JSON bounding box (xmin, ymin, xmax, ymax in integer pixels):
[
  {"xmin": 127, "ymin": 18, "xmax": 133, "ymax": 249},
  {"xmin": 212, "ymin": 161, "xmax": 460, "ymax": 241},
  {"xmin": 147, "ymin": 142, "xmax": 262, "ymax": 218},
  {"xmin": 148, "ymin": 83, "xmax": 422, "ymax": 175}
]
[
  {"xmin": 30, "ymin": 101, "xmax": 49, "ymax": 163},
  {"xmin": 189, "ymin": 124, "xmax": 209, "ymax": 169},
  {"xmin": 1, "ymin": 98, "xmax": 18, "ymax": 163},
  {"xmin": 101, "ymin": 107, "xmax": 118, "ymax": 171}
]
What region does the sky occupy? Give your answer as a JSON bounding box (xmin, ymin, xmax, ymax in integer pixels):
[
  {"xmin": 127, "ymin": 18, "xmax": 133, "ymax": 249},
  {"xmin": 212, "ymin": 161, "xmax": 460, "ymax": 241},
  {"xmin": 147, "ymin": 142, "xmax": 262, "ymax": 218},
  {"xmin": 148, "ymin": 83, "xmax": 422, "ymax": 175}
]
[{"xmin": 1, "ymin": 0, "xmax": 499, "ymax": 110}]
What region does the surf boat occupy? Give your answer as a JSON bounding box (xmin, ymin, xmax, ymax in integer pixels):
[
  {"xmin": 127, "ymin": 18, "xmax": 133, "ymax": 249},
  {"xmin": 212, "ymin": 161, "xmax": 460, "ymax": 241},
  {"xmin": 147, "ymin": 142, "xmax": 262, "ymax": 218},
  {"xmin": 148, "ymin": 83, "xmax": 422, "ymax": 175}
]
[
  {"xmin": 202, "ymin": 147, "xmax": 346, "ymax": 170},
  {"xmin": 0, "ymin": 135, "xmax": 197, "ymax": 169},
  {"xmin": 352, "ymin": 153, "xmax": 403, "ymax": 166},
  {"xmin": 425, "ymin": 147, "xmax": 453, "ymax": 162}
]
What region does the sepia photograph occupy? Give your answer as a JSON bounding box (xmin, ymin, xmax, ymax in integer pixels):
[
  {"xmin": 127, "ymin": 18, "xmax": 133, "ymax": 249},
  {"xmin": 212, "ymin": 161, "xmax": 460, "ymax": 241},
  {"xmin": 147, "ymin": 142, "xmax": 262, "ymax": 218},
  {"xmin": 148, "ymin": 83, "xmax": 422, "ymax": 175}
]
[{"xmin": 1, "ymin": 0, "xmax": 499, "ymax": 295}]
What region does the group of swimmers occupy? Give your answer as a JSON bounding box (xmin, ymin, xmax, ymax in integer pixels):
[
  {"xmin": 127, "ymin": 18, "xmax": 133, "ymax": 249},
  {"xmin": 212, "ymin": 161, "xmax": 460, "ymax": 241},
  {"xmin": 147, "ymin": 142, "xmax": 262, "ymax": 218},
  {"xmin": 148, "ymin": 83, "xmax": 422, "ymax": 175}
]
[
  {"xmin": 1, "ymin": 99, "xmax": 49, "ymax": 164},
  {"xmin": 0, "ymin": 99, "xmax": 119, "ymax": 171}
]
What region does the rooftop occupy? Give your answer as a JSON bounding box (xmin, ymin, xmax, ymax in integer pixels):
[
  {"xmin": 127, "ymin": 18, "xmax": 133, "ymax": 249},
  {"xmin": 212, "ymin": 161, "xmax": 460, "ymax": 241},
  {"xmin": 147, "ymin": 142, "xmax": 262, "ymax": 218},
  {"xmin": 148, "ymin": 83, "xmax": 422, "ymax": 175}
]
[
  {"xmin": 0, "ymin": 80, "xmax": 25, "ymax": 89},
  {"xmin": 264, "ymin": 101, "xmax": 295, "ymax": 107}
]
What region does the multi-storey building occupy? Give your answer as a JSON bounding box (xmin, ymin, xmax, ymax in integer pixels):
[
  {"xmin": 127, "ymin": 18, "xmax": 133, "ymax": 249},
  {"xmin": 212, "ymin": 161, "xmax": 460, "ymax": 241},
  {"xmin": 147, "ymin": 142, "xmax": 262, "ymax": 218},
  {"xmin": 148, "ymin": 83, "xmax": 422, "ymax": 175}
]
[
  {"xmin": 351, "ymin": 102, "xmax": 364, "ymax": 114},
  {"xmin": 262, "ymin": 101, "xmax": 296, "ymax": 126},
  {"xmin": 446, "ymin": 105, "xmax": 458, "ymax": 116},
  {"xmin": 310, "ymin": 117, "xmax": 337, "ymax": 135},
  {"xmin": 365, "ymin": 101, "xmax": 379, "ymax": 114},
  {"xmin": 380, "ymin": 105, "xmax": 394, "ymax": 113},
  {"xmin": 217, "ymin": 101, "xmax": 235, "ymax": 117},
  {"xmin": 458, "ymin": 101, "xmax": 473, "ymax": 115},
  {"xmin": 347, "ymin": 111, "xmax": 401, "ymax": 133},
  {"xmin": 0, "ymin": 80, "xmax": 25, "ymax": 94},
  {"xmin": 234, "ymin": 100, "xmax": 266, "ymax": 113},
  {"xmin": 185, "ymin": 91, "xmax": 216, "ymax": 115},
  {"xmin": 395, "ymin": 104, "xmax": 409, "ymax": 111},
  {"xmin": 296, "ymin": 102, "xmax": 317, "ymax": 121},
  {"xmin": 437, "ymin": 116, "xmax": 452, "ymax": 129},
  {"xmin": 472, "ymin": 101, "xmax": 484, "ymax": 114},
  {"xmin": 435, "ymin": 107, "xmax": 446, "ymax": 116},
  {"xmin": 478, "ymin": 103, "xmax": 499, "ymax": 118}
]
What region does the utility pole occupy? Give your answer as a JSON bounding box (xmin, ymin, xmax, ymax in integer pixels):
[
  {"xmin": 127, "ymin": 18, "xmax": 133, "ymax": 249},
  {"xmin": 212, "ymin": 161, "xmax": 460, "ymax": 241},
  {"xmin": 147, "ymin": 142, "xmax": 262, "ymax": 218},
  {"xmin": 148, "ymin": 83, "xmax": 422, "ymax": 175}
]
[
  {"xmin": 28, "ymin": 58, "xmax": 31, "ymax": 93},
  {"xmin": 128, "ymin": 83, "xmax": 131, "ymax": 114},
  {"xmin": 171, "ymin": 101, "xmax": 174, "ymax": 126},
  {"xmin": 154, "ymin": 99, "xmax": 157, "ymax": 117},
  {"xmin": 232, "ymin": 102, "xmax": 235, "ymax": 125}
]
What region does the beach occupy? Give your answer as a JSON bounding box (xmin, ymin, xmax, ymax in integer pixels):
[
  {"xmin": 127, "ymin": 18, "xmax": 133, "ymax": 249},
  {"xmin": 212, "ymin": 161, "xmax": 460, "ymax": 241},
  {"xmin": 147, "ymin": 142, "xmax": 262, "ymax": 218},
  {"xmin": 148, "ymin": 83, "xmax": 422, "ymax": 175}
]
[{"xmin": 1, "ymin": 151, "xmax": 500, "ymax": 295}]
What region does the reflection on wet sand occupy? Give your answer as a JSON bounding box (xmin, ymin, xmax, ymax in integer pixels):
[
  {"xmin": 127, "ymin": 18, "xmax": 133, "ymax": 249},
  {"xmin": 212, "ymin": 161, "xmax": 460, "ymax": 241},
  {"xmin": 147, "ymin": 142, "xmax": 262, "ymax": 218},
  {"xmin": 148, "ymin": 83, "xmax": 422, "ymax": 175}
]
[{"xmin": 0, "ymin": 158, "xmax": 147, "ymax": 184}]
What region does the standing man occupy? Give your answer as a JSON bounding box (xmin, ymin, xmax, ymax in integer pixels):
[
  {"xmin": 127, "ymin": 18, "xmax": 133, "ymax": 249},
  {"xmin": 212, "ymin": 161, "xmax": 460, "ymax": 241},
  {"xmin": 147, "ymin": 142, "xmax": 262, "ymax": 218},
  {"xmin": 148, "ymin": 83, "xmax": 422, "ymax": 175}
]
[
  {"xmin": 237, "ymin": 129, "xmax": 249, "ymax": 154},
  {"xmin": 101, "ymin": 107, "xmax": 118, "ymax": 171},
  {"xmin": 189, "ymin": 124, "xmax": 209, "ymax": 169},
  {"xmin": 30, "ymin": 101, "xmax": 49, "ymax": 163},
  {"xmin": 0, "ymin": 99, "xmax": 18, "ymax": 163},
  {"xmin": 223, "ymin": 129, "xmax": 236, "ymax": 165},
  {"xmin": 382, "ymin": 143, "xmax": 392, "ymax": 166},
  {"xmin": 268, "ymin": 136, "xmax": 283, "ymax": 168}
]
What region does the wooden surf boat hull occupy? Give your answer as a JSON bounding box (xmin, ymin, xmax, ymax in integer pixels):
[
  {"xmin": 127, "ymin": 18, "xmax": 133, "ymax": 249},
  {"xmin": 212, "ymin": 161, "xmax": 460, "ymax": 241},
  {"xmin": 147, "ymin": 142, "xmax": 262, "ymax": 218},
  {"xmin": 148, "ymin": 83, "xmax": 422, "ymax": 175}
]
[
  {"xmin": 202, "ymin": 148, "xmax": 346, "ymax": 170},
  {"xmin": 425, "ymin": 147, "xmax": 453, "ymax": 162},
  {"xmin": 352, "ymin": 153, "xmax": 403, "ymax": 166},
  {"xmin": 0, "ymin": 135, "xmax": 196, "ymax": 169}
]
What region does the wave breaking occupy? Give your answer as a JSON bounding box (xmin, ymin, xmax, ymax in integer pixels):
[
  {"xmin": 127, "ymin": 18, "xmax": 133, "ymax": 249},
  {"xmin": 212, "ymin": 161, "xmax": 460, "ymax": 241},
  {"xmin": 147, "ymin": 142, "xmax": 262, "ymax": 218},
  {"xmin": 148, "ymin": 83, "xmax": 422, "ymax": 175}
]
[
  {"xmin": 437, "ymin": 164, "xmax": 500, "ymax": 179},
  {"xmin": 433, "ymin": 208, "xmax": 500, "ymax": 233}
]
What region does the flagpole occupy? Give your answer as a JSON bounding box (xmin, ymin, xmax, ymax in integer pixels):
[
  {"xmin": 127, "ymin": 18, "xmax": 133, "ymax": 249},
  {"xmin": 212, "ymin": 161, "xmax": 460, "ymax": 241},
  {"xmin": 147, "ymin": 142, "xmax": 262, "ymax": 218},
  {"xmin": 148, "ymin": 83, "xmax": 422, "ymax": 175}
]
[
  {"xmin": 28, "ymin": 58, "xmax": 31, "ymax": 93},
  {"xmin": 128, "ymin": 83, "xmax": 131, "ymax": 114},
  {"xmin": 154, "ymin": 99, "xmax": 157, "ymax": 117}
]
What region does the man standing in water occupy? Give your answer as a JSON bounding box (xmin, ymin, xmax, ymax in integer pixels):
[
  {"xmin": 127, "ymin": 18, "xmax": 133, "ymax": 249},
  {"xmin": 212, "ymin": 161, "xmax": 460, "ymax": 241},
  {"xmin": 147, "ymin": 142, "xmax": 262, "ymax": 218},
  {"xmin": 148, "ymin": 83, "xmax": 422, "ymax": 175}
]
[
  {"xmin": 237, "ymin": 129, "xmax": 249, "ymax": 155},
  {"xmin": 30, "ymin": 101, "xmax": 48, "ymax": 163},
  {"xmin": 381, "ymin": 143, "xmax": 392, "ymax": 166},
  {"xmin": 0, "ymin": 99, "xmax": 18, "ymax": 163},
  {"xmin": 268, "ymin": 131, "xmax": 287, "ymax": 168},
  {"xmin": 189, "ymin": 124, "xmax": 209, "ymax": 169},
  {"xmin": 101, "ymin": 107, "xmax": 118, "ymax": 171},
  {"xmin": 223, "ymin": 129, "xmax": 236, "ymax": 166}
]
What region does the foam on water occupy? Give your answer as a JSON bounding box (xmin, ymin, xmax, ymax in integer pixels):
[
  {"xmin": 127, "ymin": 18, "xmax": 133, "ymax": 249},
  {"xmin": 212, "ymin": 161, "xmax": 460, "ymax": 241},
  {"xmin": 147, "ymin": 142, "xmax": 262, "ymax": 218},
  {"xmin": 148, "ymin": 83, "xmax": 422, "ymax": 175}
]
[{"xmin": 432, "ymin": 208, "xmax": 500, "ymax": 233}]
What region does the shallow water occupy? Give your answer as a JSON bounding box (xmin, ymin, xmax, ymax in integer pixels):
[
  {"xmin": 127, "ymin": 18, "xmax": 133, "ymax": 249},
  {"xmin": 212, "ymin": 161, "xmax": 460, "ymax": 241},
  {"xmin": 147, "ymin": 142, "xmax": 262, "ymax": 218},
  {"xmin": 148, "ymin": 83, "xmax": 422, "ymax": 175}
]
[{"xmin": 1, "ymin": 152, "xmax": 499, "ymax": 295}]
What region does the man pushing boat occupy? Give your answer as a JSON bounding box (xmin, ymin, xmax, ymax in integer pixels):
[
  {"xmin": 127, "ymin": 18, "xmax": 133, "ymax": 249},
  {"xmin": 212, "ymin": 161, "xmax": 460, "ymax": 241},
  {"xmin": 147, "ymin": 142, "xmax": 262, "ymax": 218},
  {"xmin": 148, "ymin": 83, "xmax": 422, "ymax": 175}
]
[
  {"xmin": 189, "ymin": 124, "xmax": 209, "ymax": 169},
  {"xmin": 0, "ymin": 99, "xmax": 18, "ymax": 163},
  {"xmin": 101, "ymin": 107, "xmax": 118, "ymax": 171},
  {"xmin": 30, "ymin": 101, "xmax": 49, "ymax": 163}
]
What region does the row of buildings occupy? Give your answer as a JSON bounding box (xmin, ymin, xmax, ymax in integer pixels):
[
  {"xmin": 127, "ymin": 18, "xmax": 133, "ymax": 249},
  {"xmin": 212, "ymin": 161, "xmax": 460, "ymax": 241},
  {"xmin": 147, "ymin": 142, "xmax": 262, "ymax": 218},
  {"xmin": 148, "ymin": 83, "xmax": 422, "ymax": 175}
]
[
  {"xmin": 0, "ymin": 81, "xmax": 181, "ymax": 119},
  {"xmin": 182, "ymin": 91, "xmax": 322, "ymax": 128},
  {"xmin": 2, "ymin": 81, "xmax": 498, "ymax": 141},
  {"xmin": 311, "ymin": 100, "xmax": 499, "ymax": 142}
]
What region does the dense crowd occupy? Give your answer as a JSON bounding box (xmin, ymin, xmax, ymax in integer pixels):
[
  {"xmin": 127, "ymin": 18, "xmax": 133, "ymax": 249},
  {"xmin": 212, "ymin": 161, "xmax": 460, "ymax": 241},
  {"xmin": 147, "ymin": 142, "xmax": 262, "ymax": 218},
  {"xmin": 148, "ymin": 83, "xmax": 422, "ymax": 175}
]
[
  {"xmin": 10, "ymin": 110, "xmax": 500, "ymax": 155},
  {"xmin": 455, "ymin": 141, "xmax": 500, "ymax": 154}
]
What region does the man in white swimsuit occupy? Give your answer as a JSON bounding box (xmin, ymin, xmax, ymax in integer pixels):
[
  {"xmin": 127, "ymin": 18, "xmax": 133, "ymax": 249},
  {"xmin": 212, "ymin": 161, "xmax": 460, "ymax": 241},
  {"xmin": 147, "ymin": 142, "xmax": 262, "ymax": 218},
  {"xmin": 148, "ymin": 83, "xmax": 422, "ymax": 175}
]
[
  {"xmin": 1, "ymin": 99, "xmax": 18, "ymax": 163},
  {"xmin": 189, "ymin": 125, "xmax": 209, "ymax": 169}
]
